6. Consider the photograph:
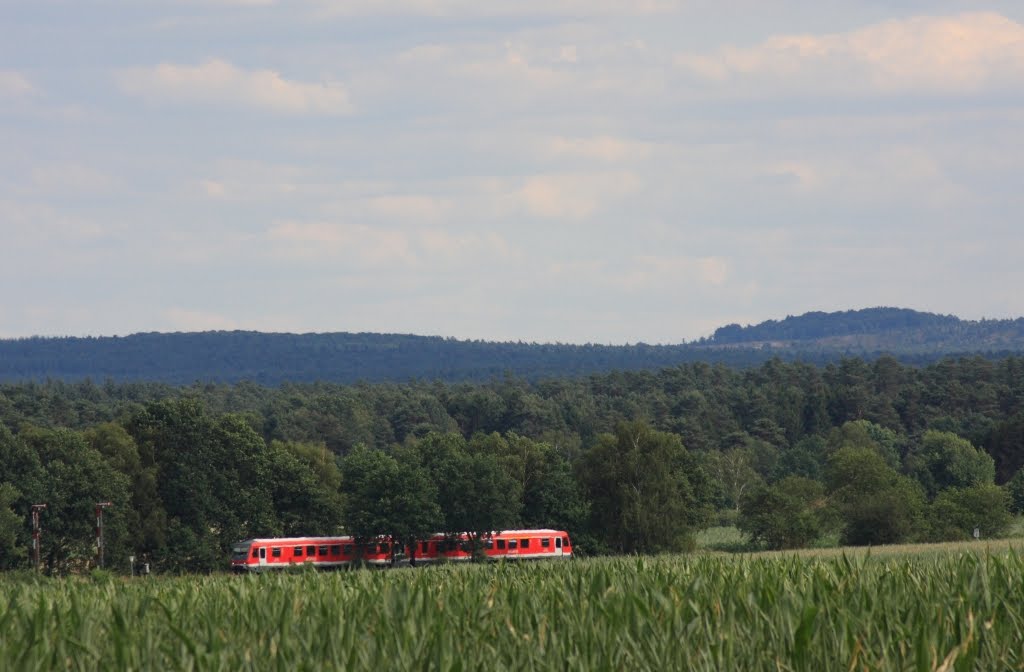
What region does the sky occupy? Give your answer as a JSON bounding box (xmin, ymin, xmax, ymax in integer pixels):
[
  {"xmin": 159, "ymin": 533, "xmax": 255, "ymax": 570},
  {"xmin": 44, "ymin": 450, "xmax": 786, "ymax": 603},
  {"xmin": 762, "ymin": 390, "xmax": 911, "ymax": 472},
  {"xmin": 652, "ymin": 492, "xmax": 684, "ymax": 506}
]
[{"xmin": 2, "ymin": 1, "xmax": 1023, "ymax": 344}]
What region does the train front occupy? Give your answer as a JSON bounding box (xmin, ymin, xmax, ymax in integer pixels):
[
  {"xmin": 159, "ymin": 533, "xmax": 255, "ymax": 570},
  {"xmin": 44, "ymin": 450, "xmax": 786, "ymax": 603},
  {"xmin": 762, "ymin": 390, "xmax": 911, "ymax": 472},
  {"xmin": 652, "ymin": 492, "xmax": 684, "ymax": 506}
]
[{"xmin": 231, "ymin": 540, "xmax": 256, "ymax": 572}]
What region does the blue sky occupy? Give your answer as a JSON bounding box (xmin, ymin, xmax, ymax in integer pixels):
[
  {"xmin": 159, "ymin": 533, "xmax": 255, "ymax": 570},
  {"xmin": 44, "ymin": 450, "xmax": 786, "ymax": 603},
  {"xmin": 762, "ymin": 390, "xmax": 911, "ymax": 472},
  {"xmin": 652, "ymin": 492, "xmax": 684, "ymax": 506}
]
[{"xmin": 2, "ymin": 1, "xmax": 1023, "ymax": 343}]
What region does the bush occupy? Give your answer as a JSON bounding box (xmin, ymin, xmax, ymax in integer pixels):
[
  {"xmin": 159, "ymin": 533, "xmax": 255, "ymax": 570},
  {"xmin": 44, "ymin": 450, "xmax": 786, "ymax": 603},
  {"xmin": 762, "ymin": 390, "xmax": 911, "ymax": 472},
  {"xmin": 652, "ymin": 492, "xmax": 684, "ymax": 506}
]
[
  {"xmin": 927, "ymin": 484, "xmax": 1012, "ymax": 541},
  {"xmin": 738, "ymin": 477, "xmax": 828, "ymax": 550}
]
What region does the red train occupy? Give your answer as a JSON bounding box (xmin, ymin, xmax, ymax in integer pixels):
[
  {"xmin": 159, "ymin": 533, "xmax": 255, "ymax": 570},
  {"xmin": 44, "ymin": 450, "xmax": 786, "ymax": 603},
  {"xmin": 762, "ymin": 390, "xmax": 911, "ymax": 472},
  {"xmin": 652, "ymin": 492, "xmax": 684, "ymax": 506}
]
[
  {"xmin": 408, "ymin": 529, "xmax": 573, "ymax": 565},
  {"xmin": 230, "ymin": 536, "xmax": 394, "ymax": 571},
  {"xmin": 231, "ymin": 529, "xmax": 572, "ymax": 572}
]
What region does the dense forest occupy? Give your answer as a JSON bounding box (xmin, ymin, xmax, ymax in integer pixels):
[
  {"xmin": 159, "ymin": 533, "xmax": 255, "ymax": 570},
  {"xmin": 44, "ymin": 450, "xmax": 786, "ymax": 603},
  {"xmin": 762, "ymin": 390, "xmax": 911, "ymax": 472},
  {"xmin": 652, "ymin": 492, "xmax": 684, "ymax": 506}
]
[
  {"xmin": 3, "ymin": 308, "xmax": 1024, "ymax": 385},
  {"xmin": 3, "ymin": 353, "xmax": 1024, "ymax": 573},
  {"xmin": 708, "ymin": 307, "xmax": 1024, "ymax": 350}
]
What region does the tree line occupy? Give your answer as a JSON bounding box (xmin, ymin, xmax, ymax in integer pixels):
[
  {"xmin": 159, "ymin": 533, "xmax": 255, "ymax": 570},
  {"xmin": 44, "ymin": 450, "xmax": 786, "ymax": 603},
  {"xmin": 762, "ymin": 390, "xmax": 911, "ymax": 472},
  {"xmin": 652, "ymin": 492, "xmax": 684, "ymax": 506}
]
[
  {"xmin": 4, "ymin": 308, "xmax": 1024, "ymax": 386},
  {"xmin": 2, "ymin": 354, "xmax": 1024, "ymax": 571}
]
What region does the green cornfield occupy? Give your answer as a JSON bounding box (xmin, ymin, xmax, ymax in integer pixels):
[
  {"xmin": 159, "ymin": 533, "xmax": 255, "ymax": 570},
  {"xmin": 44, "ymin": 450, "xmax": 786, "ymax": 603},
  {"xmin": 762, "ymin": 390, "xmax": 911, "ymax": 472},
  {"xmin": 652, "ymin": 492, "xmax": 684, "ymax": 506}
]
[{"xmin": 2, "ymin": 549, "xmax": 1024, "ymax": 671}]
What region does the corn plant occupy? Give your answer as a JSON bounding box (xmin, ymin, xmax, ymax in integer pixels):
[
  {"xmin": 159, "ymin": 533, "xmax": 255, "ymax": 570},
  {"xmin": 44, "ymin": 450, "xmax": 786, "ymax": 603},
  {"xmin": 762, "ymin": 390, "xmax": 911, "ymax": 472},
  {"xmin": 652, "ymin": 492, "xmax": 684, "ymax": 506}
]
[{"xmin": 2, "ymin": 549, "xmax": 1023, "ymax": 670}]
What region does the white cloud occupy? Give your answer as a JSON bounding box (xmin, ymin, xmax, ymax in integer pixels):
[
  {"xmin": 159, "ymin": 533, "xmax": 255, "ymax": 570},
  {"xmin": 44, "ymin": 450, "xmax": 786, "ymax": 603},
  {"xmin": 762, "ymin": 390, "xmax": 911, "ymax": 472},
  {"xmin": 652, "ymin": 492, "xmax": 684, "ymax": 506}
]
[
  {"xmin": 193, "ymin": 160, "xmax": 311, "ymax": 201},
  {"xmin": 364, "ymin": 195, "xmax": 452, "ymax": 223},
  {"xmin": 30, "ymin": 163, "xmax": 118, "ymax": 194},
  {"xmin": 544, "ymin": 135, "xmax": 652, "ymax": 163},
  {"xmin": 118, "ymin": 59, "xmax": 353, "ymax": 114},
  {"xmin": 757, "ymin": 147, "xmax": 971, "ymax": 210},
  {"xmin": 518, "ymin": 172, "xmax": 641, "ymax": 218},
  {"xmin": 676, "ymin": 12, "xmax": 1024, "ymax": 95},
  {"xmin": 619, "ymin": 255, "xmax": 730, "ymax": 290},
  {"xmin": 264, "ymin": 220, "xmax": 516, "ymax": 269},
  {"xmin": 266, "ymin": 221, "xmax": 415, "ymax": 265},
  {"xmin": 418, "ymin": 229, "xmax": 517, "ymax": 263},
  {"xmin": 0, "ymin": 71, "xmax": 34, "ymax": 98},
  {"xmin": 0, "ymin": 200, "xmax": 107, "ymax": 243}
]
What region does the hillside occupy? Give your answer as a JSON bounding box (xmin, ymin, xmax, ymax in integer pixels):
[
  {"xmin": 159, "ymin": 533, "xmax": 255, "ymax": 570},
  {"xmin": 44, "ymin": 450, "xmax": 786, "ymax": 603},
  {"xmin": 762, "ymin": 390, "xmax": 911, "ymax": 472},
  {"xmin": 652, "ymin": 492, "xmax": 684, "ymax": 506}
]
[
  {"xmin": 706, "ymin": 307, "xmax": 1024, "ymax": 351},
  {"xmin": 1, "ymin": 307, "xmax": 1022, "ymax": 385}
]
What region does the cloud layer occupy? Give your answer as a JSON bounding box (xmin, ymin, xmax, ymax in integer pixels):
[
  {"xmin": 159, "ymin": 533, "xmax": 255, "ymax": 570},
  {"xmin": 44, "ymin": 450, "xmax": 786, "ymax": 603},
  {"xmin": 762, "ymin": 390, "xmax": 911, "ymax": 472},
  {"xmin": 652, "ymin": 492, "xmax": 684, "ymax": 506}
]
[
  {"xmin": 677, "ymin": 12, "xmax": 1024, "ymax": 95},
  {"xmin": 2, "ymin": 5, "xmax": 1023, "ymax": 342},
  {"xmin": 118, "ymin": 60, "xmax": 352, "ymax": 114}
]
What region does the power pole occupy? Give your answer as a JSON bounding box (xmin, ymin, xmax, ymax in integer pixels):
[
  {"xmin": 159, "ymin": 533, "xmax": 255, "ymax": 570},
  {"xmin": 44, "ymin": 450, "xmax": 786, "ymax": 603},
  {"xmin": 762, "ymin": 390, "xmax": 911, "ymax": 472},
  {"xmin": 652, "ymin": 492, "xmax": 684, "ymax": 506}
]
[
  {"xmin": 95, "ymin": 502, "xmax": 112, "ymax": 569},
  {"xmin": 31, "ymin": 504, "xmax": 47, "ymax": 572}
]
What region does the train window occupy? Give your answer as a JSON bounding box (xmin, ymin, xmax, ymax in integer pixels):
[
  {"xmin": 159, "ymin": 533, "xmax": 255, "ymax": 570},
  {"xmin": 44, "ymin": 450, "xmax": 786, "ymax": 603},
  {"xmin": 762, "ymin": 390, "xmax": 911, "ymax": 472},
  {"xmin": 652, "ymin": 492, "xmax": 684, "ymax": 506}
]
[
  {"xmin": 562, "ymin": 536, "xmax": 570, "ymax": 547},
  {"xmin": 497, "ymin": 539, "xmax": 506, "ymax": 550},
  {"xmin": 542, "ymin": 538, "xmax": 550, "ymax": 548},
  {"xmin": 307, "ymin": 546, "xmax": 316, "ymax": 556},
  {"xmin": 485, "ymin": 539, "xmax": 494, "ymax": 550},
  {"xmin": 520, "ymin": 539, "xmax": 530, "ymax": 549},
  {"xmin": 381, "ymin": 543, "xmax": 390, "ymax": 554},
  {"xmin": 294, "ymin": 546, "xmax": 303, "ymax": 556},
  {"xmin": 421, "ymin": 541, "xmax": 429, "ymax": 553},
  {"xmin": 272, "ymin": 547, "xmax": 281, "ymax": 558},
  {"xmin": 556, "ymin": 538, "xmax": 562, "ymax": 548},
  {"xmin": 331, "ymin": 545, "xmax": 341, "ymax": 556},
  {"xmin": 252, "ymin": 548, "xmax": 259, "ymax": 558},
  {"xmin": 319, "ymin": 546, "xmax": 328, "ymax": 556},
  {"xmin": 508, "ymin": 540, "xmax": 518, "ymax": 550},
  {"xmin": 344, "ymin": 544, "xmax": 353, "ymax": 554}
]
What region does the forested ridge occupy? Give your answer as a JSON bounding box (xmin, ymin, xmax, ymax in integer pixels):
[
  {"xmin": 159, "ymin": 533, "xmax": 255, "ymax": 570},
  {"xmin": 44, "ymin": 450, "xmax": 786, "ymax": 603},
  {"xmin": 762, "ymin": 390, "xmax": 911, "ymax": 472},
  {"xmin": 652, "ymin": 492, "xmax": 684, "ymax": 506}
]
[
  {"xmin": 709, "ymin": 307, "xmax": 1024, "ymax": 350},
  {"xmin": 3, "ymin": 353, "xmax": 1024, "ymax": 572},
  {"xmin": 3, "ymin": 307, "xmax": 1024, "ymax": 385}
]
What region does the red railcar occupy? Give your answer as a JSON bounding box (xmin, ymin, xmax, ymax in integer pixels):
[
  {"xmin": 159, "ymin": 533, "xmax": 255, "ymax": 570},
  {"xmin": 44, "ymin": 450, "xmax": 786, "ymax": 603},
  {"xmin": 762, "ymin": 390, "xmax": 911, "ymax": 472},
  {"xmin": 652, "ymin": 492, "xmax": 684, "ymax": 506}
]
[
  {"xmin": 230, "ymin": 535, "xmax": 394, "ymax": 572},
  {"xmin": 407, "ymin": 529, "xmax": 573, "ymax": 565}
]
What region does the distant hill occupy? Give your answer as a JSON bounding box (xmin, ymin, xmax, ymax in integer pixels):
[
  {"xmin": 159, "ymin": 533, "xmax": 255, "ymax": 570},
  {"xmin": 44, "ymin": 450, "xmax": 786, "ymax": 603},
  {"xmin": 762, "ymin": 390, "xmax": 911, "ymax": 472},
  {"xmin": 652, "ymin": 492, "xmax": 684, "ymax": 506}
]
[
  {"xmin": 706, "ymin": 307, "xmax": 1024, "ymax": 352},
  {"xmin": 1, "ymin": 308, "xmax": 1022, "ymax": 385}
]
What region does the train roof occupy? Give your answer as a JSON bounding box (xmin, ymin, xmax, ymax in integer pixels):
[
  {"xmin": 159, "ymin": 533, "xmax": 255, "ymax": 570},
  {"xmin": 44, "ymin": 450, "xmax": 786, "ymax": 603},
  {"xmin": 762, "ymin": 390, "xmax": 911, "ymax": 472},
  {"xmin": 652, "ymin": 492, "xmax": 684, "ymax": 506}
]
[
  {"xmin": 425, "ymin": 529, "xmax": 568, "ymax": 538},
  {"xmin": 235, "ymin": 536, "xmax": 354, "ymax": 545},
  {"xmin": 497, "ymin": 529, "xmax": 567, "ymax": 535}
]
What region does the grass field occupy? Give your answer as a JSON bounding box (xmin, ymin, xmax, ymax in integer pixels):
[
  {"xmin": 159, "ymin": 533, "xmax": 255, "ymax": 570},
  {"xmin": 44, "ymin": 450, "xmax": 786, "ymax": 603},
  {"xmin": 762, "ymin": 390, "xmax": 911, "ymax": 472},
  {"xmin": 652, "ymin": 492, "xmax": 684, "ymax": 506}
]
[{"xmin": 3, "ymin": 545, "xmax": 1024, "ymax": 671}]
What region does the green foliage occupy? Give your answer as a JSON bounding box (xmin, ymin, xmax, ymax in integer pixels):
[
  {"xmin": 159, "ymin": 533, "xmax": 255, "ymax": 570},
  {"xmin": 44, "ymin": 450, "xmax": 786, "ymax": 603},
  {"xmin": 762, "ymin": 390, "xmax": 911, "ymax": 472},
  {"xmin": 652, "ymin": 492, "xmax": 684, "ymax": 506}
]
[
  {"xmin": 1005, "ymin": 467, "xmax": 1024, "ymax": 514},
  {"xmin": 127, "ymin": 399, "xmax": 280, "ymax": 572},
  {"xmin": 580, "ymin": 421, "xmax": 712, "ymax": 553},
  {"xmin": 0, "ymin": 483, "xmax": 25, "ymax": 569},
  {"xmin": 5, "ymin": 551, "xmax": 1024, "ymax": 669},
  {"xmin": 826, "ymin": 420, "xmax": 902, "ymax": 470},
  {"xmin": 927, "ymin": 484, "xmax": 1012, "ymax": 541},
  {"xmin": 2, "ymin": 350, "xmax": 1024, "ymax": 569},
  {"xmin": 827, "ymin": 447, "xmax": 926, "ymax": 546},
  {"xmin": 18, "ymin": 426, "xmax": 132, "ymax": 574},
  {"xmin": 905, "ymin": 430, "xmax": 996, "ymax": 499},
  {"xmin": 738, "ymin": 477, "xmax": 828, "ymax": 550},
  {"xmin": 340, "ymin": 444, "xmax": 441, "ymax": 550},
  {"xmin": 266, "ymin": 441, "xmax": 344, "ymax": 536},
  {"xmin": 698, "ymin": 448, "xmax": 762, "ymax": 512}
]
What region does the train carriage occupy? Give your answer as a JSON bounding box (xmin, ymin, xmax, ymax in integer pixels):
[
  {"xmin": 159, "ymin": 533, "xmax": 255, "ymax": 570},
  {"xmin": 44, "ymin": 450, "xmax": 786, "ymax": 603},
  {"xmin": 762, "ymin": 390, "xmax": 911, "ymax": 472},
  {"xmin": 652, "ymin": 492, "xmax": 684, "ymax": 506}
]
[
  {"xmin": 233, "ymin": 529, "xmax": 572, "ymax": 571},
  {"xmin": 231, "ymin": 535, "xmax": 394, "ymax": 572},
  {"xmin": 407, "ymin": 529, "xmax": 573, "ymax": 565}
]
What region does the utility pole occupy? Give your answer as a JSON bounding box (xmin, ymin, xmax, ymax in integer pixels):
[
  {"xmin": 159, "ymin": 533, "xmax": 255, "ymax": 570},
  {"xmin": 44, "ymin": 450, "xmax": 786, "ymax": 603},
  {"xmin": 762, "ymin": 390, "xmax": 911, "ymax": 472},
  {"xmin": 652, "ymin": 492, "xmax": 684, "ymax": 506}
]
[
  {"xmin": 95, "ymin": 502, "xmax": 112, "ymax": 569},
  {"xmin": 31, "ymin": 504, "xmax": 47, "ymax": 572}
]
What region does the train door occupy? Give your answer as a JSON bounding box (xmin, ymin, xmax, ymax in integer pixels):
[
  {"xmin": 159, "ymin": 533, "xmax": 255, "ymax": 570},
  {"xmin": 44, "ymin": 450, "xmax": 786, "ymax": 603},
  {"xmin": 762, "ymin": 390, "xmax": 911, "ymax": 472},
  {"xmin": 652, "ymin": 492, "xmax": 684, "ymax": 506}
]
[
  {"xmin": 258, "ymin": 545, "xmax": 267, "ymax": 568},
  {"xmin": 554, "ymin": 536, "xmax": 563, "ymax": 557}
]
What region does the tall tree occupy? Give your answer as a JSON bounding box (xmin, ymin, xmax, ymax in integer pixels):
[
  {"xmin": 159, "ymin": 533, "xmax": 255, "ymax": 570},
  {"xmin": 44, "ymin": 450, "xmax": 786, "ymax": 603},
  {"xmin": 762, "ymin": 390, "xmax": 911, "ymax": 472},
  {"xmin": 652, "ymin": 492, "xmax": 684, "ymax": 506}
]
[
  {"xmin": 19, "ymin": 426, "xmax": 132, "ymax": 573},
  {"xmin": 341, "ymin": 445, "xmax": 442, "ymax": 561},
  {"xmin": 412, "ymin": 432, "xmax": 521, "ymax": 557},
  {"xmin": 826, "ymin": 446, "xmax": 925, "ymax": 546},
  {"xmin": 738, "ymin": 476, "xmax": 828, "ymax": 550},
  {"xmin": 128, "ymin": 399, "xmax": 278, "ymax": 572},
  {"xmin": 0, "ymin": 483, "xmax": 25, "ymax": 569},
  {"xmin": 579, "ymin": 421, "xmax": 712, "ymax": 554},
  {"xmin": 266, "ymin": 441, "xmax": 344, "ymax": 536},
  {"xmin": 904, "ymin": 430, "xmax": 995, "ymax": 498}
]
